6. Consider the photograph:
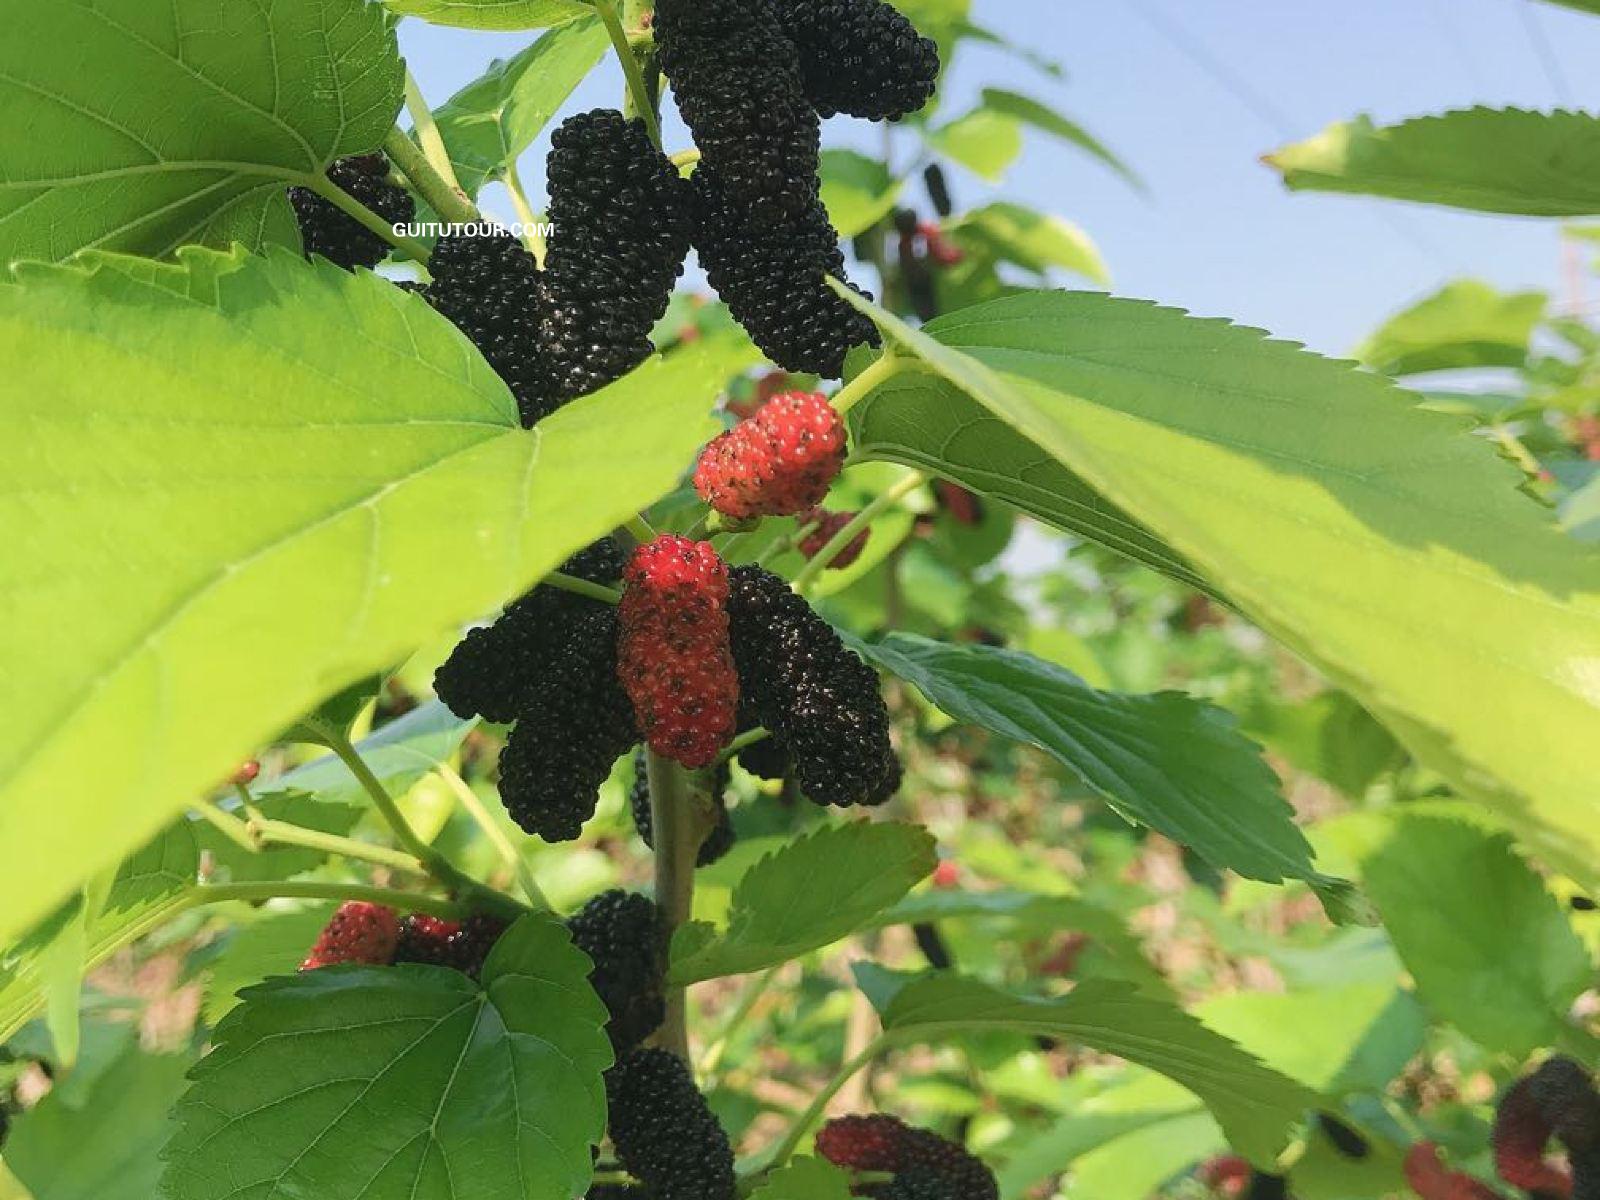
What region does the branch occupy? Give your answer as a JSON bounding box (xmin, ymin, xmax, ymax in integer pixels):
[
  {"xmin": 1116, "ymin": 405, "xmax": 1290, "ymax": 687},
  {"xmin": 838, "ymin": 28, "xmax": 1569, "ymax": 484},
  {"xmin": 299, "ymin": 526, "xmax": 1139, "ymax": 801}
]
[
  {"xmin": 597, "ymin": 0, "xmax": 662, "ymax": 148},
  {"xmin": 646, "ymin": 749, "xmax": 701, "ymax": 1060},
  {"xmin": 404, "ymin": 68, "xmax": 464, "ymax": 195},
  {"xmin": 383, "ymin": 126, "xmax": 479, "ymax": 228}
]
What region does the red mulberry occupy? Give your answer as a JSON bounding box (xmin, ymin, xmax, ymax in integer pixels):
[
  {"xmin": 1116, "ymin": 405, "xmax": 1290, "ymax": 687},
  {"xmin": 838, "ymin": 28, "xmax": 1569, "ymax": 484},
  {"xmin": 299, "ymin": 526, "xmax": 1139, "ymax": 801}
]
[
  {"xmin": 770, "ymin": 0, "xmax": 940, "ymax": 122},
  {"xmin": 605, "ymin": 1049, "xmax": 736, "ymax": 1200},
  {"xmin": 617, "ymin": 537, "xmax": 739, "ymax": 768},
  {"xmin": 566, "ymin": 889, "xmax": 667, "ymax": 1053},
  {"xmin": 726, "ymin": 566, "xmax": 898, "ymax": 807},
  {"xmin": 817, "ymin": 1114, "xmax": 997, "ymax": 1200},
  {"xmin": 299, "ymin": 902, "xmax": 401, "ymax": 971},
  {"xmin": 289, "ymin": 154, "xmax": 415, "ymax": 271},
  {"xmin": 1406, "ymin": 1143, "xmax": 1506, "ymax": 1200},
  {"xmin": 693, "ymin": 392, "xmax": 847, "ymax": 519}
]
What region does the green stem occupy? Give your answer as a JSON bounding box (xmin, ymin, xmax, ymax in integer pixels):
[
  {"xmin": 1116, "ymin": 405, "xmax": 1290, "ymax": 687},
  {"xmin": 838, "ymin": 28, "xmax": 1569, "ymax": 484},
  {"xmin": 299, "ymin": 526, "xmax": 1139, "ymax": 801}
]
[
  {"xmin": 545, "ymin": 571, "xmax": 622, "ymax": 605},
  {"xmin": 252, "ymin": 818, "xmax": 426, "ymax": 876},
  {"xmin": 829, "ymin": 351, "xmax": 905, "ymax": 417},
  {"xmin": 646, "ymin": 749, "xmax": 699, "ymax": 1060},
  {"xmin": 193, "ymin": 799, "xmax": 260, "ymax": 854},
  {"xmin": 434, "ymin": 765, "xmax": 549, "ymax": 910},
  {"xmin": 383, "ymin": 126, "xmax": 479, "ymax": 228},
  {"xmin": 302, "ymin": 172, "xmax": 432, "ymax": 264},
  {"xmin": 326, "ymin": 731, "xmax": 525, "ymax": 921},
  {"xmin": 670, "ymin": 148, "xmax": 702, "ymax": 170},
  {"xmin": 596, "ymin": 0, "xmax": 662, "ymax": 148},
  {"xmin": 501, "ymin": 163, "xmax": 548, "ymax": 264},
  {"xmin": 194, "ymin": 880, "xmax": 464, "ymax": 920},
  {"xmin": 717, "ymin": 726, "xmax": 771, "ymax": 764},
  {"xmin": 766, "ymin": 1035, "xmax": 893, "ymax": 1169},
  {"xmin": 625, "ymin": 513, "xmax": 657, "ymax": 543},
  {"xmin": 792, "ymin": 471, "xmax": 925, "ymax": 593},
  {"xmin": 404, "ymin": 69, "xmax": 464, "ymax": 194}
]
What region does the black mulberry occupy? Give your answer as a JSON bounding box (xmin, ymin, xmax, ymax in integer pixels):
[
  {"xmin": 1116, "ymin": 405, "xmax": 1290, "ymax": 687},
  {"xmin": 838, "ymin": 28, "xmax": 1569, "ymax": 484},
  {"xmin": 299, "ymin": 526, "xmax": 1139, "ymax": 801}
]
[
  {"xmin": 424, "ymin": 225, "xmax": 549, "ymax": 427},
  {"xmin": 605, "ymin": 1049, "xmax": 737, "ymax": 1200},
  {"xmin": 726, "ymin": 566, "xmax": 898, "ymax": 807},
  {"xmin": 771, "ymin": 0, "xmax": 940, "ymax": 122},
  {"xmin": 289, "ymin": 154, "xmax": 415, "ymax": 271},
  {"xmin": 691, "ymin": 166, "xmax": 879, "ymax": 377},
  {"xmin": 535, "ymin": 110, "xmax": 693, "ymax": 410},
  {"xmin": 392, "ymin": 912, "xmax": 509, "ymax": 979},
  {"xmin": 566, "ymin": 889, "xmax": 667, "ymax": 1053},
  {"xmin": 497, "ymin": 602, "xmax": 638, "ymax": 841},
  {"xmin": 434, "ymin": 539, "xmax": 627, "ymax": 724},
  {"xmin": 654, "ymin": 0, "xmax": 821, "ymax": 225},
  {"xmin": 629, "ymin": 749, "xmax": 737, "ymax": 866}
]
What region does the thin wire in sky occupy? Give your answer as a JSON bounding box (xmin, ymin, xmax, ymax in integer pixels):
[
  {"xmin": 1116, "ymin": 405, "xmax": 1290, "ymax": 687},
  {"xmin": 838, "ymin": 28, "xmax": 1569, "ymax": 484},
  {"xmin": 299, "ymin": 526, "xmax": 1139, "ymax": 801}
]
[
  {"xmin": 1123, "ymin": 0, "xmax": 1449, "ymax": 269},
  {"xmin": 1512, "ymin": 0, "xmax": 1575, "ymax": 105}
]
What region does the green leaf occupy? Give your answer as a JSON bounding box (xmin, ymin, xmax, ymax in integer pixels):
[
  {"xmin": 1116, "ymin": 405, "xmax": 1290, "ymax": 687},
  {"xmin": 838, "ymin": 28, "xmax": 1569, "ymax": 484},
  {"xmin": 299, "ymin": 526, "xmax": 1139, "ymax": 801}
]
[
  {"xmin": 163, "ymin": 913, "xmax": 612, "ymax": 1200},
  {"xmin": 879, "ymin": 975, "xmax": 1318, "ymax": 1164},
  {"xmin": 670, "ymin": 823, "xmax": 937, "ymax": 984},
  {"xmin": 1071, "ymin": 1110, "xmax": 1223, "ymax": 1200},
  {"xmin": 1361, "ymin": 816, "xmax": 1591, "ymax": 1055},
  {"xmin": 1541, "ymin": 0, "xmax": 1600, "ymax": 12},
  {"xmin": 838, "ymin": 289, "xmax": 1600, "ymax": 891},
  {"xmin": 1196, "ymin": 983, "xmax": 1424, "ymax": 1094},
  {"xmin": 272, "ymin": 700, "xmax": 477, "ymax": 809},
  {"xmin": 856, "ymin": 634, "xmax": 1329, "ymax": 889},
  {"xmin": 0, "ymin": 0, "xmax": 402, "ymax": 263},
  {"xmin": 432, "ymin": 19, "xmax": 611, "ymax": 196},
  {"xmin": 6, "ymin": 1040, "xmax": 194, "ymax": 1200},
  {"xmin": 926, "ymin": 108, "xmax": 1024, "ymax": 182},
  {"xmin": 1267, "ymin": 109, "xmax": 1600, "ymax": 216},
  {"xmin": 978, "ymin": 90, "xmax": 1142, "ymax": 190},
  {"xmin": 748, "ymin": 1158, "xmax": 856, "ymax": 1200},
  {"xmin": 950, "ymin": 202, "xmax": 1109, "ymax": 285},
  {"xmin": 383, "ymin": 0, "xmax": 592, "ymax": 30},
  {"xmin": 821, "ymin": 150, "xmax": 903, "ymax": 239},
  {"xmin": 0, "ymin": 248, "xmax": 728, "ymax": 947},
  {"xmin": 1357, "ymin": 281, "xmax": 1546, "ymax": 376},
  {"xmin": 202, "ymin": 903, "xmax": 338, "ymax": 1025},
  {"xmin": 1240, "ymin": 692, "xmax": 1405, "ymax": 799}
]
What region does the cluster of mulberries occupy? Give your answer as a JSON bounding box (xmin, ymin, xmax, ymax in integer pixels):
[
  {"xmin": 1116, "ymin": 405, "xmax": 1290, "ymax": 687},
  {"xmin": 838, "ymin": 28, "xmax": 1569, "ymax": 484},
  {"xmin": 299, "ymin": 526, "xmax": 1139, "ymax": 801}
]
[
  {"xmin": 392, "ymin": 913, "xmax": 509, "ymax": 979},
  {"xmin": 435, "ymin": 539, "xmax": 638, "ymax": 840},
  {"xmin": 424, "ymin": 111, "xmax": 689, "ymax": 427},
  {"xmin": 288, "ymin": 154, "xmax": 415, "ymax": 271},
  {"xmin": 817, "ymin": 1114, "xmax": 998, "ymax": 1200},
  {"xmin": 693, "ymin": 391, "xmax": 847, "ymax": 519},
  {"xmin": 798, "ymin": 508, "xmax": 869, "ymax": 568},
  {"xmin": 617, "ymin": 537, "xmax": 740, "ymax": 768},
  {"xmin": 630, "ymin": 749, "xmax": 737, "ymax": 866},
  {"xmin": 605, "ymin": 1049, "xmax": 737, "ymax": 1200},
  {"xmin": 1494, "ymin": 1056, "xmax": 1600, "ymax": 1200},
  {"xmin": 536, "ymin": 110, "xmax": 693, "ymax": 408},
  {"xmin": 565, "ymin": 890, "xmax": 667, "ymax": 1053},
  {"xmin": 726, "ymin": 565, "xmax": 899, "ymax": 807},
  {"xmin": 654, "ymin": 0, "xmax": 886, "ymax": 376},
  {"xmin": 300, "ymin": 902, "xmax": 507, "ymax": 979},
  {"xmin": 770, "ymin": 0, "xmax": 941, "ymax": 122}
]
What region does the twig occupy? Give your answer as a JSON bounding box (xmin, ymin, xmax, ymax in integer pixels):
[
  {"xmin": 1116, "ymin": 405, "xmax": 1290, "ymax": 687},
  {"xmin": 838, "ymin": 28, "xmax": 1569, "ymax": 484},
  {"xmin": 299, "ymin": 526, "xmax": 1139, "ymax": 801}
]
[
  {"xmin": 646, "ymin": 749, "xmax": 700, "ymax": 1060},
  {"xmin": 433, "ymin": 765, "xmax": 549, "ymax": 909},
  {"xmin": 596, "ymin": 0, "xmax": 662, "ymax": 148},
  {"xmin": 545, "ymin": 571, "xmax": 623, "ymax": 605},
  {"xmin": 404, "ymin": 68, "xmax": 465, "ymax": 195},
  {"xmin": 383, "ymin": 126, "xmax": 479, "ymax": 227}
]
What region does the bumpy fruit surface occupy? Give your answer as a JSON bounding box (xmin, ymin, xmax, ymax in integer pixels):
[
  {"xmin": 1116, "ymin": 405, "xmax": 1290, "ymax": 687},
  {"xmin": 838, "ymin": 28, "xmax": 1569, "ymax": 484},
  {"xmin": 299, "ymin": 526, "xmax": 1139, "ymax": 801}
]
[
  {"xmin": 654, "ymin": 0, "xmax": 820, "ymax": 224},
  {"xmin": 300, "ymin": 902, "xmax": 401, "ymax": 971},
  {"xmin": 817, "ymin": 1114, "xmax": 997, "ymax": 1200},
  {"xmin": 424, "ymin": 226, "xmax": 548, "ymax": 428},
  {"xmin": 617, "ymin": 537, "xmax": 739, "ymax": 768},
  {"xmin": 1496, "ymin": 1057, "xmax": 1600, "ymax": 1200},
  {"xmin": 690, "ymin": 166, "xmax": 879, "ymax": 377},
  {"xmin": 693, "ymin": 392, "xmax": 847, "ymax": 519},
  {"xmin": 605, "ymin": 1049, "xmax": 737, "ymax": 1200},
  {"xmin": 435, "ymin": 539, "xmax": 627, "ymax": 724},
  {"xmin": 726, "ymin": 566, "xmax": 898, "ymax": 806},
  {"xmin": 566, "ymin": 889, "xmax": 667, "ymax": 1053},
  {"xmin": 770, "ymin": 0, "xmax": 940, "ymax": 122},
  {"xmin": 798, "ymin": 508, "xmax": 869, "ymax": 568},
  {"xmin": 288, "ymin": 154, "xmax": 415, "ymax": 271},
  {"xmin": 535, "ymin": 110, "xmax": 693, "ymax": 410},
  {"xmin": 630, "ymin": 749, "xmax": 737, "ymax": 866},
  {"xmin": 392, "ymin": 913, "xmax": 509, "ymax": 979}
]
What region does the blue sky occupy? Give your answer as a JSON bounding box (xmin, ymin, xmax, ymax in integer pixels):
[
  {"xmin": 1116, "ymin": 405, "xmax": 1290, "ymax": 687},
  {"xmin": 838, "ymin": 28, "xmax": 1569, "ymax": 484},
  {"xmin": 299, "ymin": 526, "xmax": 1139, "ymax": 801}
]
[{"xmin": 400, "ymin": 0, "xmax": 1600, "ymax": 358}]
